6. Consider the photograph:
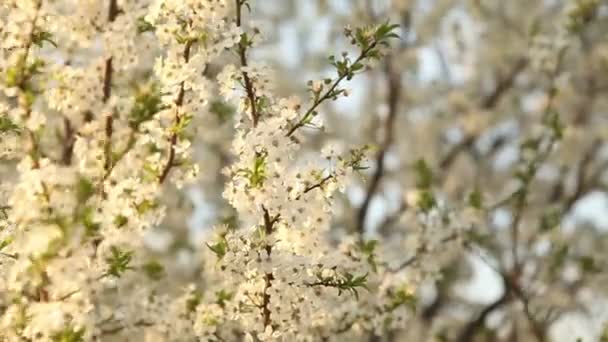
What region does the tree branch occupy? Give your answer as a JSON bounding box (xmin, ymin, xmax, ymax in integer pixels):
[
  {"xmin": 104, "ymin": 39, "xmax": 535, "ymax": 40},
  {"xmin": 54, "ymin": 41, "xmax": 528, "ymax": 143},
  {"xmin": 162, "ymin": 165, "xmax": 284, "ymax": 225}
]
[
  {"xmin": 158, "ymin": 40, "xmax": 194, "ymax": 184},
  {"xmin": 235, "ymin": 0, "xmax": 259, "ymax": 127},
  {"xmin": 356, "ymin": 56, "xmax": 401, "ymax": 238}
]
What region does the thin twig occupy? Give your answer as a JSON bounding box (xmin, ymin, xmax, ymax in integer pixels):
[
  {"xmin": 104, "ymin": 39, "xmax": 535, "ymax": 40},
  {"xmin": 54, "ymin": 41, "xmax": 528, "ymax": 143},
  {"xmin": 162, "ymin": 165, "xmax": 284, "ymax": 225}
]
[
  {"xmin": 286, "ymin": 41, "xmax": 379, "ymax": 138},
  {"xmin": 355, "ymin": 55, "xmax": 401, "ymax": 238},
  {"xmin": 158, "ymin": 40, "xmax": 194, "ymax": 184},
  {"xmin": 235, "ymin": 0, "xmax": 259, "ymax": 127}
]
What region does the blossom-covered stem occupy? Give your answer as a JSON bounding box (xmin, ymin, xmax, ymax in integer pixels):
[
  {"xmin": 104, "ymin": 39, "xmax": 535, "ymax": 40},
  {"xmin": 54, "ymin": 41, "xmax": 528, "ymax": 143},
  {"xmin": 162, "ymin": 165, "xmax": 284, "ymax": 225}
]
[
  {"xmin": 102, "ymin": 0, "xmax": 120, "ymax": 172},
  {"xmin": 355, "ymin": 56, "xmax": 401, "ymax": 238},
  {"xmin": 235, "ymin": 0, "xmax": 259, "ymax": 127},
  {"xmin": 15, "ymin": 0, "xmax": 43, "ymax": 95},
  {"xmin": 261, "ymin": 206, "xmax": 279, "ymax": 329},
  {"xmin": 15, "ymin": 0, "xmax": 44, "ymax": 168},
  {"xmin": 158, "ymin": 40, "xmax": 194, "ymax": 184},
  {"xmin": 286, "ymin": 41, "xmax": 378, "ymax": 137}
]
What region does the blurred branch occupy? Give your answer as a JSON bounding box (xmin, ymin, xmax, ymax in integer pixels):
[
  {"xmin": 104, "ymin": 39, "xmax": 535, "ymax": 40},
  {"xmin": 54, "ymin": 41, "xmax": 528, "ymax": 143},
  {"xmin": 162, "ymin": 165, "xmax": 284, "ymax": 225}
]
[
  {"xmin": 562, "ymin": 139, "xmax": 602, "ymax": 212},
  {"xmin": 355, "ymin": 55, "xmax": 402, "ymax": 239},
  {"xmin": 439, "ymin": 57, "xmax": 528, "ymax": 170}
]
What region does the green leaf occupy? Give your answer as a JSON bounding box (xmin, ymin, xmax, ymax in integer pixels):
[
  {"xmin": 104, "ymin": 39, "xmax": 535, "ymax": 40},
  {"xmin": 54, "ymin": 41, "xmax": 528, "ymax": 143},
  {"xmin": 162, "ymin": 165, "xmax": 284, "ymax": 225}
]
[
  {"xmin": 136, "ymin": 16, "xmax": 155, "ymax": 34},
  {"xmin": 210, "ymin": 100, "xmax": 235, "ymax": 123},
  {"xmin": 206, "ymin": 238, "xmax": 228, "ymax": 259},
  {"xmin": 309, "ymin": 271, "xmax": 369, "ymax": 300},
  {"xmin": 565, "ymin": 0, "xmax": 599, "ymax": 33},
  {"xmin": 385, "ymin": 287, "xmax": 417, "ymax": 312},
  {"xmin": 360, "ymin": 240, "xmax": 378, "ymax": 272},
  {"xmin": 186, "ymin": 290, "xmax": 202, "ymax": 313},
  {"xmin": 543, "ymin": 111, "xmax": 564, "ymax": 140},
  {"xmin": 136, "ymin": 199, "xmax": 158, "ymax": 215},
  {"xmin": 32, "ymin": 30, "xmax": 57, "ymax": 48},
  {"xmin": 417, "ymin": 190, "xmax": 436, "ymax": 212},
  {"xmin": 468, "ymin": 188, "xmax": 483, "ymax": 209},
  {"xmin": 215, "ymin": 289, "xmax": 233, "ymax": 308},
  {"xmin": 113, "ymin": 215, "xmax": 128, "ymax": 228},
  {"xmin": 539, "ymin": 209, "xmax": 561, "ymax": 232},
  {"xmin": 414, "ymin": 159, "xmax": 433, "ymax": 189},
  {"xmin": 80, "ymin": 206, "xmax": 100, "ymax": 236},
  {"xmin": 579, "ymin": 256, "xmax": 601, "ymax": 273},
  {"xmin": 5, "ymin": 65, "xmax": 20, "ymax": 87},
  {"xmin": 52, "ymin": 326, "xmax": 85, "ymax": 342},
  {"xmin": 0, "ymin": 117, "xmax": 20, "ymax": 133},
  {"xmin": 105, "ymin": 246, "xmax": 134, "ymax": 278},
  {"xmin": 76, "ymin": 177, "xmax": 95, "ymax": 203},
  {"xmin": 0, "ymin": 237, "xmax": 13, "ymax": 251},
  {"xmin": 142, "ymin": 260, "xmax": 165, "ymax": 280},
  {"xmin": 129, "ymin": 84, "xmax": 163, "ymax": 129}
]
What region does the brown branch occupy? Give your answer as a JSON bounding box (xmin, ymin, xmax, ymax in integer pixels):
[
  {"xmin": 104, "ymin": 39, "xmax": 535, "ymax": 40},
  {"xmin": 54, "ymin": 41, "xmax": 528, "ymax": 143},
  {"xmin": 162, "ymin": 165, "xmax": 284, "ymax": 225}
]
[
  {"xmin": 481, "ymin": 58, "xmax": 528, "ymax": 109},
  {"xmin": 293, "ymin": 174, "xmax": 335, "ymax": 200},
  {"xmin": 158, "ymin": 40, "xmax": 194, "ymax": 184},
  {"xmin": 102, "ymin": 0, "xmax": 119, "ymax": 172},
  {"xmin": 261, "ymin": 206, "xmax": 280, "ymax": 329},
  {"xmin": 457, "ymin": 290, "xmax": 510, "ymax": 342},
  {"xmin": 60, "ymin": 117, "xmax": 75, "ymax": 165},
  {"xmin": 235, "ymin": 0, "xmax": 259, "ymax": 127},
  {"xmin": 355, "ymin": 56, "xmax": 401, "ymax": 238},
  {"xmin": 562, "ymin": 138, "xmax": 601, "ymax": 213},
  {"xmin": 508, "ymin": 276, "xmax": 547, "ymax": 342}
]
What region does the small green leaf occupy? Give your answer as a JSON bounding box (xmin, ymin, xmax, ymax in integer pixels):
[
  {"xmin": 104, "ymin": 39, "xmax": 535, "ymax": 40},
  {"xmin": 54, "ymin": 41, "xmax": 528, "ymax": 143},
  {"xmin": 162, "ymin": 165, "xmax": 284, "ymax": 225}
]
[
  {"xmin": 76, "ymin": 177, "xmax": 95, "ymax": 203},
  {"xmin": 129, "ymin": 84, "xmax": 163, "ymax": 129},
  {"xmin": 215, "ymin": 289, "xmax": 233, "ymax": 308},
  {"xmin": 113, "ymin": 215, "xmax": 128, "ymax": 228},
  {"xmin": 136, "ymin": 16, "xmax": 155, "ymax": 33},
  {"xmin": 385, "ymin": 287, "xmax": 417, "ymax": 312},
  {"xmin": 142, "ymin": 260, "xmax": 165, "ymax": 280},
  {"xmin": 0, "ymin": 117, "xmax": 20, "ymax": 133},
  {"xmin": 543, "ymin": 111, "xmax": 564, "ymax": 140},
  {"xmin": 206, "ymin": 238, "xmax": 228, "ymax": 259},
  {"xmin": 0, "ymin": 237, "xmax": 13, "ymax": 251},
  {"xmin": 210, "ymin": 100, "xmax": 235, "ymax": 123},
  {"xmin": 417, "ymin": 190, "xmax": 436, "ymax": 212},
  {"xmin": 136, "ymin": 199, "xmax": 158, "ymax": 214},
  {"xmin": 80, "ymin": 206, "xmax": 100, "ymax": 236},
  {"xmin": 468, "ymin": 188, "xmax": 483, "ymax": 209},
  {"xmin": 32, "ymin": 30, "xmax": 57, "ymax": 48},
  {"xmin": 360, "ymin": 240, "xmax": 378, "ymax": 272},
  {"xmin": 540, "ymin": 209, "xmax": 561, "ymax": 232},
  {"xmin": 579, "ymin": 256, "xmax": 601, "ymax": 273},
  {"xmin": 414, "ymin": 159, "xmax": 433, "ymax": 189},
  {"xmin": 51, "ymin": 325, "xmax": 85, "ymax": 342},
  {"xmin": 186, "ymin": 290, "xmax": 202, "ymax": 313},
  {"xmin": 105, "ymin": 246, "xmax": 134, "ymax": 278}
]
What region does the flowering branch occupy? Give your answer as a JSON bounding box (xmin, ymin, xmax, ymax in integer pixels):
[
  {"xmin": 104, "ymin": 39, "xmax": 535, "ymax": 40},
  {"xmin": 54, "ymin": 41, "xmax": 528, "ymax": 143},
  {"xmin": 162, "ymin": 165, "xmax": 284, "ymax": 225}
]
[
  {"xmin": 103, "ymin": 0, "xmax": 120, "ymax": 173},
  {"xmin": 158, "ymin": 40, "xmax": 194, "ymax": 184},
  {"xmin": 286, "ymin": 22, "xmax": 400, "ymax": 137},
  {"xmin": 261, "ymin": 206, "xmax": 279, "ymax": 329},
  {"xmin": 235, "ymin": 0, "xmax": 259, "ymax": 127}
]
